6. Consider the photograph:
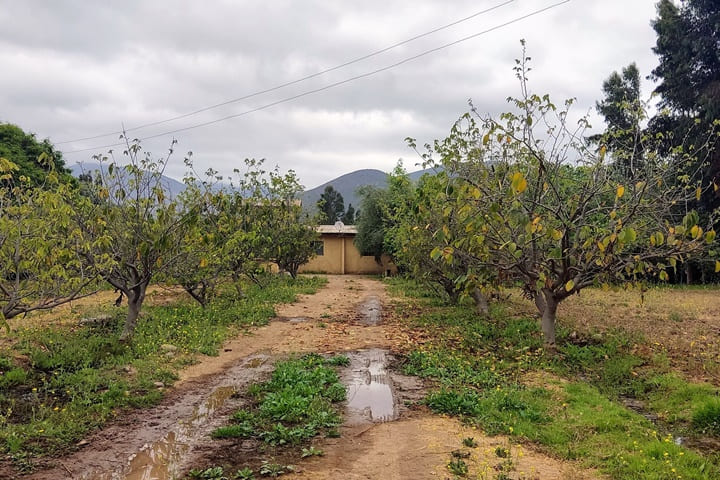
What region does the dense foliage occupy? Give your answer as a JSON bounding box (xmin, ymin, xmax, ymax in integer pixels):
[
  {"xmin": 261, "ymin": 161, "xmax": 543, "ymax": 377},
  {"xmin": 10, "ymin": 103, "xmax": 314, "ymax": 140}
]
[
  {"xmin": 358, "ymin": 43, "xmax": 717, "ymax": 346},
  {"xmin": 0, "ymin": 123, "xmax": 72, "ymax": 186}
]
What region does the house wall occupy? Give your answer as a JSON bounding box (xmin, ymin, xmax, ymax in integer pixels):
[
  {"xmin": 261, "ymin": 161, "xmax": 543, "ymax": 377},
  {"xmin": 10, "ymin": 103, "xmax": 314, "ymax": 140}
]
[{"xmin": 299, "ymin": 234, "xmax": 395, "ymax": 274}]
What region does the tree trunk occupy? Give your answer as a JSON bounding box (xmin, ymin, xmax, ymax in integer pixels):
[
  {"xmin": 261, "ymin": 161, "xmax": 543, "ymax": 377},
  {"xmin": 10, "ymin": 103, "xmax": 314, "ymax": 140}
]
[
  {"xmin": 534, "ymin": 290, "xmax": 557, "ymax": 346},
  {"xmin": 120, "ymin": 284, "xmax": 147, "ymax": 342},
  {"xmin": 183, "ymin": 283, "xmax": 208, "ymax": 308},
  {"xmin": 471, "ymin": 288, "xmax": 489, "ymax": 317},
  {"xmin": 439, "ymin": 278, "xmax": 460, "ymax": 304},
  {"xmin": 231, "ymin": 271, "xmax": 244, "ymax": 298}
]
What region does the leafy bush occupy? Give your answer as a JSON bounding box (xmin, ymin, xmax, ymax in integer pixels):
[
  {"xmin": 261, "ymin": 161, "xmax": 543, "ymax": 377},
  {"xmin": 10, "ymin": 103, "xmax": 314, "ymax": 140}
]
[{"xmin": 692, "ymin": 399, "xmax": 720, "ymax": 436}]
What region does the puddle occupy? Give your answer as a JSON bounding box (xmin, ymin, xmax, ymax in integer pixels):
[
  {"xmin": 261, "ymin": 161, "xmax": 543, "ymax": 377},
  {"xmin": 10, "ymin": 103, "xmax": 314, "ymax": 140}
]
[
  {"xmin": 343, "ymin": 349, "xmax": 397, "ymax": 425},
  {"xmin": 78, "ymin": 354, "xmax": 271, "ymax": 480},
  {"xmin": 357, "ymin": 295, "xmax": 382, "ymax": 325}
]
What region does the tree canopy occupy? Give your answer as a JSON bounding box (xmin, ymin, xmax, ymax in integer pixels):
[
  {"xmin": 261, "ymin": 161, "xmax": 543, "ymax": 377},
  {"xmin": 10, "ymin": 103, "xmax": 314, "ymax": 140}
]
[
  {"xmin": 0, "ymin": 123, "xmax": 72, "ymax": 186},
  {"xmin": 317, "ymin": 185, "xmax": 345, "ymax": 224}
]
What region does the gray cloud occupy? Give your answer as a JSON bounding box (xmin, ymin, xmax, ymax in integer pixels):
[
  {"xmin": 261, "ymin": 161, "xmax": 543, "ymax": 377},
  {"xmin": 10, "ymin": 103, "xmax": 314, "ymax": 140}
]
[{"xmin": 1, "ymin": 0, "xmax": 661, "ymax": 188}]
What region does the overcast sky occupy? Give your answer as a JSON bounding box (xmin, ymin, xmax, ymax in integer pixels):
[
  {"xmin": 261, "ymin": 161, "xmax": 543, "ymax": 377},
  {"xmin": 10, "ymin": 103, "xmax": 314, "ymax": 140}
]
[{"xmin": 1, "ymin": 0, "xmax": 662, "ymax": 189}]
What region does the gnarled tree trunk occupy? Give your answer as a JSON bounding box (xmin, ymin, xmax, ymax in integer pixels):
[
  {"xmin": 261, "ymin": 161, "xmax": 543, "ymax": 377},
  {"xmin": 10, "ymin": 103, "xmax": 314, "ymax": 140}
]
[{"xmin": 120, "ymin": 283, "xmax": 148, "ymax": 342}]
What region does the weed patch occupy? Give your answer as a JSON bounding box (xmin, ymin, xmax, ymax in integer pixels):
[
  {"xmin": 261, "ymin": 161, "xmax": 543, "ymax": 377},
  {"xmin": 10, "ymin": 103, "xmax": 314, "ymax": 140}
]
[
  {"xmin": 213, "ymin": 354, "xmax": 346, "ymax": 447},
  {"xmin": 389, "ymin": 276, "xmax": 720, "ymax": 479},
  {"xmin": 0, "ymin": 275, "xmax": 325, "ymax": 466}
]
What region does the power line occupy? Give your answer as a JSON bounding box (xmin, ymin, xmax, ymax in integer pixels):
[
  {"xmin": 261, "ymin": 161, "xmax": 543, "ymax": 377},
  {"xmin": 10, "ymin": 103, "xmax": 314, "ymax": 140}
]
[
  {"xmin": 56, "ymin": 0, "xmax": 515, "ymax": 145},
  {"xmin": 61, "ymin": 1, "xmax": 571, "ymax": 155}
]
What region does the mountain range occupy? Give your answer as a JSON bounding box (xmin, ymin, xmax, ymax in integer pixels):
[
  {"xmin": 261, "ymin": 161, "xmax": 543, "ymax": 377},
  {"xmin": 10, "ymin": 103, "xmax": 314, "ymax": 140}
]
[
  {"xmin": 300, "ymin": 167, "xmax": 440, "ymax": 215},
  {"xmin": 69, "ymin": 162, "xmax": 187, "ymax": 198},
  {"xmin": 69, "ymin": 163, "xmax": 440, "ymax": 214}
]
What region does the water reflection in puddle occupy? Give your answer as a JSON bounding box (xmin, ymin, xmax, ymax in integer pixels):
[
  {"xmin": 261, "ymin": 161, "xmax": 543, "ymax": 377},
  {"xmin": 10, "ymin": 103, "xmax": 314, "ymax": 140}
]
[
  {"xmin": 344, "ymin": 349, "xmax": 397, "ymax": 424},
  {"xmin": 87, "ymin": 355, "xmax": 268, "ymax": 480}
]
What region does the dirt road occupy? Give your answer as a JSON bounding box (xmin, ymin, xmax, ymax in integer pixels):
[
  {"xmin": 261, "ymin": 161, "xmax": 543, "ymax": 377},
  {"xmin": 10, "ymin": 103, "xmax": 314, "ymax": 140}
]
[{"xmin": 22, "ymin": 275, "xmax": 599, "ymax": 480}]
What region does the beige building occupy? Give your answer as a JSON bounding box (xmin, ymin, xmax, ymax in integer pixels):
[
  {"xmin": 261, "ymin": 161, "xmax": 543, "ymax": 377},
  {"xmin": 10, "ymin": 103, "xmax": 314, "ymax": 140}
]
[{"xmin": 299, "ymin": 224, "xmax": 395, "ymax": 275}]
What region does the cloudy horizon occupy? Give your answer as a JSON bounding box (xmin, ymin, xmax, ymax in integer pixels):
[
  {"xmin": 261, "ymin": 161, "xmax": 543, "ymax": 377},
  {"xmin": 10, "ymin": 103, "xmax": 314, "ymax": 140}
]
[{"xmin": 1, "ymin": 0, "xmax": 662, "ymax": 189}]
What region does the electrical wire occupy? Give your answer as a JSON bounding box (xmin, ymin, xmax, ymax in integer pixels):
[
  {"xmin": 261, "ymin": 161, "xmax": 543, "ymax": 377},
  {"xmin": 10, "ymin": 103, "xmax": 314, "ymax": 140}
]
[
  {"xmin": 60, "ymin": 1, "xmax": 570, "ymax": 155},
  {"xmin": 56, "ymin": 0, "xmax": 514, "ymax": 145}
]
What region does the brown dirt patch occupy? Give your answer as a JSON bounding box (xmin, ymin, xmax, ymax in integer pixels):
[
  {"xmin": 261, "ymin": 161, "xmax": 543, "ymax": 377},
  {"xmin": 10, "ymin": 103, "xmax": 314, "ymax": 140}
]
[
  {"xmin": 287, "ymin": 414, "xmax": 601, "ymax": 480},
  {"xmin": 178, "ymin": 275, "xmax": 398, "ymax": 383},
  {"xmin": 9, "ymin": 275, "xmax": 602, "ymax": 479},
  {"xmin": 507, "ymin": 287, "xmax": 720, "ymax": 384}
]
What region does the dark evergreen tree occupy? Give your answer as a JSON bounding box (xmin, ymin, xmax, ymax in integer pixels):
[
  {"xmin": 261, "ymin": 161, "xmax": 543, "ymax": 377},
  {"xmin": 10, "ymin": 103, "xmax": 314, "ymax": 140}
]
[
  {"xmin": 651, "ymin": 0, "xmax": 720, "ymax": 121},
  {"xmin": 317, "ymin": 185, "xmax": 345, "ymax": 224},
  {"xmin": 649, "ymin": 0, "xmax": 720, "ymax": 282},
  {"xmin": 342, "ymin": 203, "xmax": 356, "ymax": 224},
  {"xmin": 593, "ymin": 63, "xmax": 644, "ymax": 177}
]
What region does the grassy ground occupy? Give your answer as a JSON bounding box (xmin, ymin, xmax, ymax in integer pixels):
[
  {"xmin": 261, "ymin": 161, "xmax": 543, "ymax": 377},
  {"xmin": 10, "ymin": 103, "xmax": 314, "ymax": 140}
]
[
  {"xmin": 0, "ymin": 275, "xmax": 326, "ymax": 471},
  {"xmin": 387, "ymin": 278, "xmax": 720, "ymax": 480},
  {"xmin": 506, "ymin": 285, "xmax": 720, "ymax": 384},
  {"xmin": 188, "ymin": 353, "xmax": 349, "ymax": 479}
]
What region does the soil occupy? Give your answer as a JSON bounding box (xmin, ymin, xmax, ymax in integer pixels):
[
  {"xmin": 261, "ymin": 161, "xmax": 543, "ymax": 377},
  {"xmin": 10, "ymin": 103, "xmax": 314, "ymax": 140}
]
[{"xmin": 7, "ymin": 276, "xmax": 602, "ymax": 480}]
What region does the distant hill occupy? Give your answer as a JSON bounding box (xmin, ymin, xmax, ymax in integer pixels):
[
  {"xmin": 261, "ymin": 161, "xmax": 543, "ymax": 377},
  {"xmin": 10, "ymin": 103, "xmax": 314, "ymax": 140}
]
[
  {"xmin": 69, "ymin": 162, "xmax": 443, "ymax": 212},
  {"xmin": 301, "ymin": 166, "xmax": 442, "ymax": 217},
  {"xmin": 301, "ymin": 169, "xmax": 387, "ymax": 215},
  {"xmin": 69, "ymin": 162, "xmax": 187, "ymax": 199}
]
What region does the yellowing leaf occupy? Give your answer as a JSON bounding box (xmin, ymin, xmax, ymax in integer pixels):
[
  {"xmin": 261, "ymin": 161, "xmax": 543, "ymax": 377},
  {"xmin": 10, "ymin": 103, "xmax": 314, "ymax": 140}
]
[
  {"xmin": 706, "ymin": 230, "xmax": 717, "ymax": 244},
  {"xmin": 696, "ymin": 187, "xmax": 702, "ymax": 201},
  {"xmin": 552, "ymin": 229, "xmax": 563, "ymax": 240},
  {"xmin": 616, "ymin": 185, "xmax": 625, "ymax": 199},
  {"xmin": 199, "ymin": 257, "xmax": 208, "ymax": 268},
  {"xmin": 564, "ymin": 280, "xmax": 575, "ymax": 292},
  {"xmin": 511, "ymin": 172, "xmax": 527, "ymax": 194},
  {"xmin": 691, "ymin": 225, "xmax": 699, "ymax": 238},
  {"xmin": 482, "ymin": 133, "xmax": 490, "ymax": 145},
  {"xmin": 716, "ymin": 261, "xmax": 720, "ymax": 273},
  {"xmin": 659, "ymin": 270, "xmax": 669, "ymax": 282}
]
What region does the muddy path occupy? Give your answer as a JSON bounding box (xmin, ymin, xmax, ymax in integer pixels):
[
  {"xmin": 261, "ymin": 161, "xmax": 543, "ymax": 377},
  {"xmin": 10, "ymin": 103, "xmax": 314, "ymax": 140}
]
[{"xmin": 19, "ymin": 275, "xmax": 601, "ymax": 480}]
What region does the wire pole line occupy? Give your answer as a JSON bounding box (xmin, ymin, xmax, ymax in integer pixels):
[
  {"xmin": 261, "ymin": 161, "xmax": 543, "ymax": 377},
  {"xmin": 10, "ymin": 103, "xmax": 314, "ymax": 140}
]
[
  {"xmin": 61, "ymin": 0, "xmax": 571, "ymax": 155},
  {"xmin": 56, "ymin": 0, "xmax": 514, "ymax": 145}
]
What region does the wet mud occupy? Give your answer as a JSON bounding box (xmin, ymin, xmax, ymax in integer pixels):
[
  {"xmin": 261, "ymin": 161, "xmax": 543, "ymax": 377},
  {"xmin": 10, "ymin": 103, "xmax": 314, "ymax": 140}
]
[
  {"xmin": 26, "ymin": 354, "xmax": 274, "ymax": 480},
  {"xmin": 357, "ymin": 295, "xmax": 382, "ymax": 326}
]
